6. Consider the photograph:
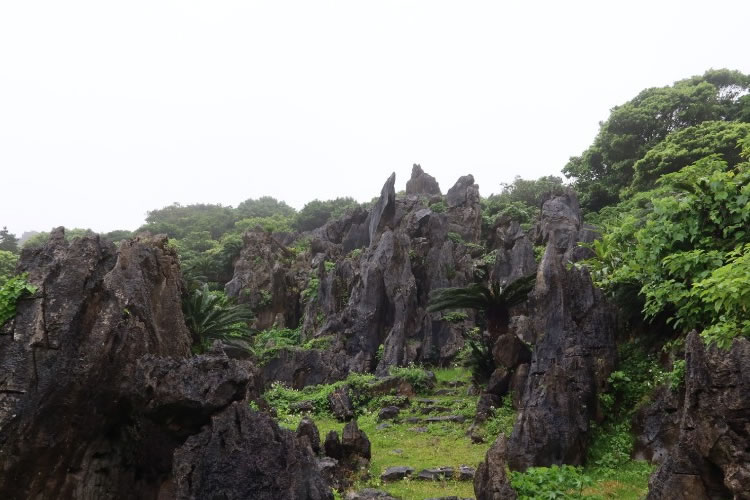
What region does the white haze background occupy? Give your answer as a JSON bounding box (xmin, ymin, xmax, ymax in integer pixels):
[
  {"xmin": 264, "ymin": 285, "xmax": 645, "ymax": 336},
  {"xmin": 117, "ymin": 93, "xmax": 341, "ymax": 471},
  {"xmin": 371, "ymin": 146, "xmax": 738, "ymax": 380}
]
[{"xmin": 2, "ymin": 0, "xmax": 749, "ymax": 235}]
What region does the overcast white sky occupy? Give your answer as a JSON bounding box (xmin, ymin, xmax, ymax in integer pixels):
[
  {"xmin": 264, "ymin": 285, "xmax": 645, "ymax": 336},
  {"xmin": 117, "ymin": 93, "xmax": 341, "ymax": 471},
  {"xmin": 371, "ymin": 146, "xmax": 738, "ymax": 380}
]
[{"xmin": 2, "ymin": 1, "xmax": 749, "ymax": 236}]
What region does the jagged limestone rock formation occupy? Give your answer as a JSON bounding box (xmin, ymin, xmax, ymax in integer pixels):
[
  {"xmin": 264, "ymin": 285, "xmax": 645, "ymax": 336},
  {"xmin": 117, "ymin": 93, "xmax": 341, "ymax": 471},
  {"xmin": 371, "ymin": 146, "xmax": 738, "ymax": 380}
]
[
  {"xmin": 0, "ymin": 230, "xmax": 331, "ymax": 500},
  {"xmin": 228, "ymin": 168, "xmax": 483, "ymax": 386},
  {"xmin": 646, "ymin": 332, "xmax": 750, "ymax": 500},
  {"xmin": 405, "ymin": 163, "xmax": 441, "ymax": 197},
  {"xmin": 506, "ymin": 193, "xmax": 617, "ymax": 470}
]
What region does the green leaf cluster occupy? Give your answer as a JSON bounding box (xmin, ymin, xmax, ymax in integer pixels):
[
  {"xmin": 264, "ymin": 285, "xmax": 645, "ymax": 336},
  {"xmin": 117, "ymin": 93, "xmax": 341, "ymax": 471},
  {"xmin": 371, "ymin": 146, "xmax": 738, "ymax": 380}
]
[
  {"xmin": 583, "ymin": 149, "xmax": 750, "ymax": 346},
  {"xmin": 0, "ymin": 250, "xmax": 19, "ymax": 287},
  {"xmin": 0, "ymin": 274, "xmax": 37, "ymax": 327},
  {"xmin": 182, "ymin": 284, "xmax": 254, "ymax": 353},
  {"xmin": 510, "ymin": 465, "xmax": 592, "ymax": 500},
  {"xmin": 564, "ymin": 69, "xmax": 750, "ymax": 212}
]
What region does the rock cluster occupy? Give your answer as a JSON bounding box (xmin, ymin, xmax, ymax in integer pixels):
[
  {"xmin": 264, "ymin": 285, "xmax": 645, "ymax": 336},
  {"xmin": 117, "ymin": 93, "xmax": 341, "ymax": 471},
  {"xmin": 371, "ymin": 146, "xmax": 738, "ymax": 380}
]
[
  {"xmin": 0, "ymin": 230, "xmax": 331, "ymax": 499},
  {"xmin": 227, "ymin": 167, "xmax": 485, "ymax": 386}
]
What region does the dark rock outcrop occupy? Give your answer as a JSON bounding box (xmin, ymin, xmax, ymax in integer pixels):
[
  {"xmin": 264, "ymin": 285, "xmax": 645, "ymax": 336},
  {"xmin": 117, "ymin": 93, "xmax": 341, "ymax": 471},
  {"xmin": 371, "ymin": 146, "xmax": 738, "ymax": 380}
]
[
  {"xmin": 329, "ymin": 386, "xmax": 356, "ymax": 421},
  {"xmin": 0, "ymin": 231, "xmax": 331, "ymax": 500},
  {"xmin": 406, "ymin": 164, "xmax": 441, "ymax": 196},
  {"xmin": 474, "ymin": 434, "xmax": 517, "ymax": 500},
  {"xmin": 632, "ymin": 384, "xmax": 683, "ymax": 464},
  {"xmin": 646, "ymin": 332, "xmax": 750, "ymax": 500},
  {"xmin": 225, "ymin": 230, "xmax": 305, "ymax": 331},
  {"xmin": 507, "ymin": 193, "xmax": 617, "ymax": 470},
  {"xmin": 173, "ymin": 402, "xmax": 332, "ymax": 500},
  {"xmin": 378, "ymin": 406, "xmax": 401, "ymax": 421},
  {"xmin": 297, "ymin": 417, "xmax": 322, "ymax": 455},
  {"xmin": 341, "ymin": 418, "xmax": 371, "ymax": 467},
  {"xmin": 227, "ymin": 168, "xmax": 482, "ymax": 386}
]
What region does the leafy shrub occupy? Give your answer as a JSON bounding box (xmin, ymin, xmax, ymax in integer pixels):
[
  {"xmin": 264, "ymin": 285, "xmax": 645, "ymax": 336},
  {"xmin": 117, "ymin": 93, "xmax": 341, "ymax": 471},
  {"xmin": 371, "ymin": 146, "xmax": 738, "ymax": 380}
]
[
  {"xmin": 324, "ymin": 260, "xmax": 336, "ymax": 272},
  {"xmin": 443, "ymin": 311, "xmax": 468, "ymax": 323},
  {"xmin": 0, "ymin": 274, "xmax": 37, "ymax": 327},
  {"xmin": 253, "ymin": 326, "xmax": 301, "ymax": 361},
  {"xmin": 388, "ymin": 364, "xmax": 434, "ymax": 393},
  {"xmin": 0, "ymin": 250, "xmax": 19, "ymax": 287},
  {"xmin": 583, "ymin": 152, "xmax": 750, "ymax": 347},
  {"xmin": 446, "ymin": 232, "xmax": 464, "ymax": 244},
  {"xmin": 348, "ymin": 248, "xmax": 363, "ymax": 259},
  {"xmin": 263, "ymin": 372, "xmax": 377, "ymax": 417},
  {"xmin": 429, "ymin": 201, "xmax": 446, "ymax": 213},
  {"xmin": 301, "ymin": 276, "xmax": 320, "ymax": 303},
  {"xmin": 666, "ymin": 359, "xmax": 686, "ymax": 390},
  {"xmin": 484, "ymin": 395, "xmax": 516, "ymax": 437},
  {"xmin": 510, "ymin": 465, "xmax": 591, "ymax": 500}
]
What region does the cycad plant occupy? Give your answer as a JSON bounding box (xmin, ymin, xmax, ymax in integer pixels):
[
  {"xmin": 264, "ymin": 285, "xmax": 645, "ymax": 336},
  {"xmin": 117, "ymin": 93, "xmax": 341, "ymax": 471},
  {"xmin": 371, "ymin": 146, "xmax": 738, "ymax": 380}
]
[
  {"xmin": 427, "ymin": 274, "xmax": 535, "ymax": 335},
  {"xmin": 182, "ymin": 284, "xmax": 254, "ymax": 353},
  {"xmin": 428, "ymin": 274, "xmax": 535, "ymax": 382}
]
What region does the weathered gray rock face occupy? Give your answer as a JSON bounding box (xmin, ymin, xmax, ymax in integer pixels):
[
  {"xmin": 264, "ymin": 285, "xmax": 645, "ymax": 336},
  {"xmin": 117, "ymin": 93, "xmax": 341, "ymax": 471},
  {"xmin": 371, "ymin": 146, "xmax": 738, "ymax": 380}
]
[
  {"xmin": 506, "ymin": 193, "xmax": 617, "ymax": 470},
  {"xmin": 632, "ymin": 384, "xmax": 683, "ymax": 464},
  {"xmin": 490, "ymin": 221, "xmax": 536, "ymax": 287},
  {"xmin": 406, "ymin": 163, "xmax": 441, "ymax": 196},
  {"xmin": 0, "ymin": 230, "xmax": 331, "ymax": 500},
  {"xmin": 445, "ymin": 174, "xmax": 482, "ymax": 242},
  {"xmin": 225, "ymin": 231, "xmax": 304, "ymax": 331},
  {"xmin": 0, "ymin": 231, "xmax": 192, "ymax": 498},
  {"xmin": 173, "ymin": 402, "xmax": 332, "ymax": 500},
  {"xmin": 646, "ymin": 332, "xmax": 750, "ymax": 500},
  {"xmin": 474, "ymin": 434, "xmax": 517, "ymax": 500}
]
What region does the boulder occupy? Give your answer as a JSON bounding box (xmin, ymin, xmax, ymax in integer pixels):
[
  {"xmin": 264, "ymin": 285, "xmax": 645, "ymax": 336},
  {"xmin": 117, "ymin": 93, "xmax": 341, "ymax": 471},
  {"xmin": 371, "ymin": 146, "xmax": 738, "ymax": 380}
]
[
  {"xmin": 329, "ymin": 386, "xmax": 356, "ymax": 421},
  {"xmin": 646, "ymin": 332, "xmax": 750, "ymax": 500},
  {"xmin": 378, "ymin": 406, "xmax": 401, "ymax": 421},
  {"xmin": 173, "ymin": 402, "xmax": 332, "ymax": 500},
  {"xmin": 381, "ymin": 466, "xmax": 415, "ymax": 481},
  {"xmin": 297, "ymin": 417, "xmax": 322, "ymax": 455},
  {"xmin": 474, "ymin": 434, "xmax": 517, "ymax": 500},
  {"xmin": 341, "ymin": 419, "xmax": 372, "ymax": 465},
  {"xmin": 346, "ymin": 489, "xmax": 399, "ymax": 500},
  {"xmin": 416, "ymin": 467, "xmax": 454, "ymax": 481}
]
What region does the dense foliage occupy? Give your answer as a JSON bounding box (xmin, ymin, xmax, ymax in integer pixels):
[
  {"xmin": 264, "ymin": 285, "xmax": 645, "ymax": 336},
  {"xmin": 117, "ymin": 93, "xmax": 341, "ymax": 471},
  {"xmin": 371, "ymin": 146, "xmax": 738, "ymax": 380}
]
[
  {"xmin": 583, "ymin": 146, "xmax": 750, "ymax": 347},
  {"xmin": 481, "ymin": 175, "xmax": 565, "ymax": 235},
  {"xmin": 0, "ymin": 274, "xmax": 37, "ymax": 327},
  {"xmin": 0, "ymin": 250, "xmax": 18, "ymax": 287},
  {"xmin": 564, "ymin": 69, "xmax": 750, "ymax": 212},
  {"xmin": 0, "ymin": 227, "xmax": 19, "ymax": 253}
]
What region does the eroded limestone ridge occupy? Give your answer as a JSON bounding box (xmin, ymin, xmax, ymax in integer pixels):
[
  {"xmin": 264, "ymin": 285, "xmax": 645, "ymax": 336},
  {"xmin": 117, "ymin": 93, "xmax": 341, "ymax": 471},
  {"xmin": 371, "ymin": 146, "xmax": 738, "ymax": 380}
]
[{"xmin": 0, "ymin": 228, "xmax": 331, "ymax": 500}]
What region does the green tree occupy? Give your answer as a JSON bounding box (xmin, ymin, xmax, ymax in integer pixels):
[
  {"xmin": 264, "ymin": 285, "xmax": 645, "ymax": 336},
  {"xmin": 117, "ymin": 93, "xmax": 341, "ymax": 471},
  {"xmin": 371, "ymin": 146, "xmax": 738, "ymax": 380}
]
[
  {"xmin": 236, "ymin": 196, "xmax": 296, "ymax": 219},
  {"xmin": 564, "ymin": 69, "xmax": 750, "ymax": 212},
  {"xmin": 0, "ymin": 227, "xmax": 19, "ymax": 253},
  {"xmin": 584, "ymin": 143, "xmax": 750, "ymax": 347},
  {"xmin": 0, "ymin": 250, "xmax": 19, "ymax": 286},
  {"xmin": 627, "ymin": 121, "xmax": 750, "ymax": 195},
  {"xmin": 294, "ymin": 197, "xmax": 360, "ymax": 232},
  {"xmin": 139, "ymin": 203, "xmax": 237, "ymax": 239}
]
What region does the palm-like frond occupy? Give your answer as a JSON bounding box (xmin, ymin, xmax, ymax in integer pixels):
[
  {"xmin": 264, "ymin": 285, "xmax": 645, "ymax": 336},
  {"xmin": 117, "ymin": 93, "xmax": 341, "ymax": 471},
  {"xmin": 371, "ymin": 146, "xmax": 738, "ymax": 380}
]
[
  {"xmin": 427, "ymin": 274, "xmax": 535, "ymax": 313},
  {"xmin": 182, "ymin": 284, "xmax": 254, "ymax": 345}
]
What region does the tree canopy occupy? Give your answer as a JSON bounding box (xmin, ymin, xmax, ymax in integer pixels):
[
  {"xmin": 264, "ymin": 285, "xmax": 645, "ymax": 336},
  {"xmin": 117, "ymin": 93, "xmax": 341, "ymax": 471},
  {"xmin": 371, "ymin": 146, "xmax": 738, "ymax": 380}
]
[{"xmin": 564, "ymin": 69, "xmax": 750, "ymax": 212}]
